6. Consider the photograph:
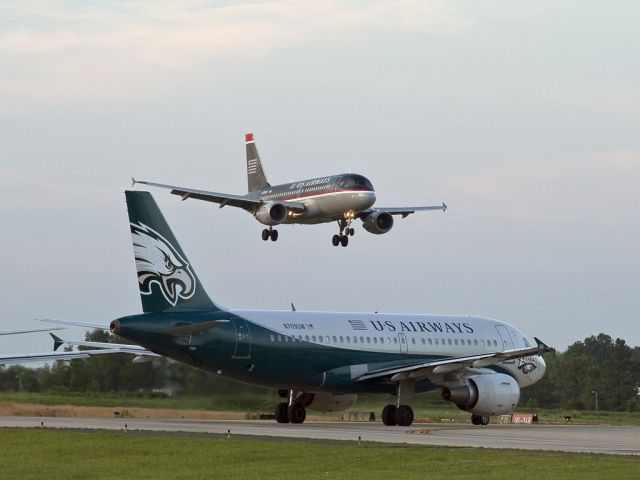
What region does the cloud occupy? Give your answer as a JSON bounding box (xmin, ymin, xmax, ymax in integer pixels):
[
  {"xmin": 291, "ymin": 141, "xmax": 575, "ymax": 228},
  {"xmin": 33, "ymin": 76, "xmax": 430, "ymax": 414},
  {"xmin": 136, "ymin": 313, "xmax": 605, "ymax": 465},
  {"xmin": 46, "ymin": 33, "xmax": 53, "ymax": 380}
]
[{"xmin": 0, "ymin": 1, "xmax": 470, "ymax": 109}]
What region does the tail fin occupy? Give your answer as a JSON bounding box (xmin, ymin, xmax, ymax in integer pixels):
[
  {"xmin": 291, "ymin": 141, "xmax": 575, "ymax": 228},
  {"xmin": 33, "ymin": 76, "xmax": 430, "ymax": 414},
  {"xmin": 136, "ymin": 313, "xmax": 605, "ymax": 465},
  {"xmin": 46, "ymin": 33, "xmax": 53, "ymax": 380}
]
[
  {"xmin": 125, "ymin": 190, "xmax": 221, "ymax": 313},
  {"xmin": 245, "ymin": 132, "xmax": 270, "ymax": 193}
]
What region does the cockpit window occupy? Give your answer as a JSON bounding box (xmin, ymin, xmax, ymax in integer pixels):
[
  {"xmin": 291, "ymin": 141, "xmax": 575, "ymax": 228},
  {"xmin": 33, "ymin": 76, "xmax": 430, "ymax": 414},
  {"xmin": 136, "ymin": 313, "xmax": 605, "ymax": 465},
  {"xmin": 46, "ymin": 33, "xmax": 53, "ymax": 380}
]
[{"xmin": 343, "ymin": 175, "xmax": 373, "ymax": 190}]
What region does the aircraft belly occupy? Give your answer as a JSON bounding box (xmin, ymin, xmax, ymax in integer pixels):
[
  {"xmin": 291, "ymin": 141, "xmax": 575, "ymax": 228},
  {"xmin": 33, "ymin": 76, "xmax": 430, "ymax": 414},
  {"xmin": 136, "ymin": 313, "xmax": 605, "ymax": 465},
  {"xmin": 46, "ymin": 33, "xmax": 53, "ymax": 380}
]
[{"xmin": 283, "ymin": 193, "xmax": 375, "ymax": 225}]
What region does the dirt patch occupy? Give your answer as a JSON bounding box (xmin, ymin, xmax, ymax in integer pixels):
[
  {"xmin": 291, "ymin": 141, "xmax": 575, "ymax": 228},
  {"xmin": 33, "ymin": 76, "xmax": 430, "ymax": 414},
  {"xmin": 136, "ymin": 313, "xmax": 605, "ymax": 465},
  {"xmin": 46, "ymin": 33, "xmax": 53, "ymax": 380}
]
[{"xmin": 0, "ymin": 402, "xmax": 247, "ymax": 420}]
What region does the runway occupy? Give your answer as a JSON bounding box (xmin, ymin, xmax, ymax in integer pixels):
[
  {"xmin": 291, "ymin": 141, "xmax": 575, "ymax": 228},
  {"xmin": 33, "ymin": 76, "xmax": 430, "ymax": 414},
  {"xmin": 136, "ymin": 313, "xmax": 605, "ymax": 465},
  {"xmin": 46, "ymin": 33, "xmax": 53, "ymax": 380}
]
[{"xmin": 1, "ymin": 416, "xmax": 639, "ymax": 456}]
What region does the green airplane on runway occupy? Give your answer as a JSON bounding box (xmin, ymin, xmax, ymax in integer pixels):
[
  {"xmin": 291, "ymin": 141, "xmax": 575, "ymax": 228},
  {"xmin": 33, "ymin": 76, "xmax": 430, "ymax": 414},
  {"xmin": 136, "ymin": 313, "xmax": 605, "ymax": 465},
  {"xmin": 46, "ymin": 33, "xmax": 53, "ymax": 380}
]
[{"xmin": 40, "ymin": 191, "xmax": 552, "ymax": 427}]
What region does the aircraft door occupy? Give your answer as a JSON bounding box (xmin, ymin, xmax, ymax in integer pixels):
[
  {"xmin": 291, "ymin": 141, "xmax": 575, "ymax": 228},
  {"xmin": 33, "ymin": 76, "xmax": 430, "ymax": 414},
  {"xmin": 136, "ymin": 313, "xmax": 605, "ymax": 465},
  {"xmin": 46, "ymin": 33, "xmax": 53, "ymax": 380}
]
[
  {"xmin": 494, "ymin": 325, "xmax": 514, "ymax": 352},
  {"xmin": 231, "ymin": 317, "xmax": 252, "ymax": 359},
  {"xmin": 398, "ymin": 333, "xmax": 408, "ymax": 353}
]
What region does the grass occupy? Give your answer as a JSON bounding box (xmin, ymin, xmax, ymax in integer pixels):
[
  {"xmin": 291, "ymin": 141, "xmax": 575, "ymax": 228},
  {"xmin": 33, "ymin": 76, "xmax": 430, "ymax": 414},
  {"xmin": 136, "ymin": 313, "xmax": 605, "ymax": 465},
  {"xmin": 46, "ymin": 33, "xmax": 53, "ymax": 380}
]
[
  {"xmin": 0, "ymin": 429, "xmax": 638, "ymax": 480},
  {"xmin": 2, "ymin": 391, "xmax": 640, "ymax": 425}
]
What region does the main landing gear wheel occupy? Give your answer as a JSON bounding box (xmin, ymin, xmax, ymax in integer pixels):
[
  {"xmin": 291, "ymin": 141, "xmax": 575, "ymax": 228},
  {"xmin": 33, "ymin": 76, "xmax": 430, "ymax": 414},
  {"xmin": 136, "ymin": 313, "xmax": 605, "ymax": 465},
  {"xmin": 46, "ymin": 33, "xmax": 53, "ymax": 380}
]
[
  {"xmin": 381, "ymin": 405, "xmax": 398, "ymax": 426},
  {"xmin": 275, "ymin": 402, "xmax": 290, "ymax": 423},
  {"xmin": 471, "ymin": 415, "xmax": 490, "ymax": 426},
  {"xmin": 395, "ymin": 405, "xmax": 414, "ymax": 427},
  {"xmin": 262, "ymin": 228, "xmax": 279, "ymax": 242},
  {"xmin": 287, "ymin": 402, "xmax": 306, "ymax": 424},
  {"xmin": 331, "ymin": 234, "xmax": 349, "ymax": 247}
]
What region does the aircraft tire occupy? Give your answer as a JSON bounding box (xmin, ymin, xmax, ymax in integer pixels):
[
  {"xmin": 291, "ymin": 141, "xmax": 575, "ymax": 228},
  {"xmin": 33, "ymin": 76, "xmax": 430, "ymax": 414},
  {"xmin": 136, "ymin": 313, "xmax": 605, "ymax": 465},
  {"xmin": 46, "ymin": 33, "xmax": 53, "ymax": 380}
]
[
  {"xmin": 340, "ymin": 235, "xmax": 349, "ymax": 247},
  {"xmin": 271, "ymin": 229, "xmax": 278, "ymax": 241},
  {"xmin": 287, "ymin": 402, "xmax": 306, "ymax": 424},
  {"xmin": 332, "ymin": 234, "xmax": 340, "ymax": 246},
  {"xmin": 348, "ymin": 228, "xmax": 355, "ymax": 236},
  {"xmin": 395, "ymin": 405, "xmax": 414, "ymax": 426},
  {"xmin": 480, "ymin": 416, "xmax": 490, "ymax": 426},
  {"xmin": 381, "ymin": 405, "xmax": 398, "ymax": 426},
  {"xmin": 275, "ymin": 402, "xmax": 290, "ymax": 423},
  {"xmin": 262, "ymin": 229, "xmax": 270, "ymax": 241}
]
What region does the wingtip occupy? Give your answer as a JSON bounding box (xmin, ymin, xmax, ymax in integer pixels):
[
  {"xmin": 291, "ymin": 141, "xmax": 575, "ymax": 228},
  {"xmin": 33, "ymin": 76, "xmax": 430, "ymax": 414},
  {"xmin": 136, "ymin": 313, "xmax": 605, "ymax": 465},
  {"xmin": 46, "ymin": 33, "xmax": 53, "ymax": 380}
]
[
  {"xmin": 131, "ymin": 177, "xmax": 137, "ymax": 187},
  {"xmin": 534, "ymin": 337, "xmax": 554, "ymax": 355},
  {"xmin": 442, "ymin": 202, "xmax": 447, "ymax": 211},
  {"xmin": 245, "ymin": 132, "xmax": 254, "ymax": 142}
]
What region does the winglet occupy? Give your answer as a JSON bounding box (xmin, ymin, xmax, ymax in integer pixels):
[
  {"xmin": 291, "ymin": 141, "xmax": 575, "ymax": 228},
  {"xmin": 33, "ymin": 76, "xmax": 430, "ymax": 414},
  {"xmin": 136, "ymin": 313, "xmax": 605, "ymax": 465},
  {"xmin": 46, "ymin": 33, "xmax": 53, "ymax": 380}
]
[
  {"xmin": 131, "ymin": 177, "xmax": 138, "ymax": 187},
  {"xmin": 50, "ymin": 332, "xmax": 64, "ymax": 352},
  {"xmin": 534, "ymin": 337, "xmax": 554, "ymax": 356},
  {"xmin": 442, "ymin": 202, "xmax": 447, "ymax": 212},
  {"xmin": 245, "ymin": 132, "xmax": 254, "ymax": 143},
  {"xmin": 291, "ymin": 302, "xmax": 296, "ymax": 312}
]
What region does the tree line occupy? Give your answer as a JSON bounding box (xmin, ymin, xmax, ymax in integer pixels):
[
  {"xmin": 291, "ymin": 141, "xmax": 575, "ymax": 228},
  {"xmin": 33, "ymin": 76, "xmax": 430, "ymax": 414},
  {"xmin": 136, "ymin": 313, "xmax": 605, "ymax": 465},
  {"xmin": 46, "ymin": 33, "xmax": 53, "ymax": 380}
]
[{"xmin": 1, "ymin": 331, "xmax": 639, "ymax": 411}]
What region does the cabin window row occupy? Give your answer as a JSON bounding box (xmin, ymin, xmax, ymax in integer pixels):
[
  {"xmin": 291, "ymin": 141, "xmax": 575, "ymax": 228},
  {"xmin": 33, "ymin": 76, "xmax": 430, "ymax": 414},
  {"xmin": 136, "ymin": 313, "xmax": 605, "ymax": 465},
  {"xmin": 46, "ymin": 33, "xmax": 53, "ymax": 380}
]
[{"xmin": 268, "ymin": 334, "xmax": 499, "ymax": 348}]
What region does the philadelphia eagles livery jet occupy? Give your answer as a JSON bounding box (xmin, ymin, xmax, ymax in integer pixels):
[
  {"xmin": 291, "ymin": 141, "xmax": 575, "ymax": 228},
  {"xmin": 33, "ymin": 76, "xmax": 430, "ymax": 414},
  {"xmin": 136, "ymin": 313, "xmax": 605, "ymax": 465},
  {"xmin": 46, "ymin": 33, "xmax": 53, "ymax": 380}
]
[
  {"xmin": 133, "ymin": 133, "xmax": 446, "ymax": 247},
  {"xmin": 39, "ymin": 191, "xmax": 551, "ymax": 427}
]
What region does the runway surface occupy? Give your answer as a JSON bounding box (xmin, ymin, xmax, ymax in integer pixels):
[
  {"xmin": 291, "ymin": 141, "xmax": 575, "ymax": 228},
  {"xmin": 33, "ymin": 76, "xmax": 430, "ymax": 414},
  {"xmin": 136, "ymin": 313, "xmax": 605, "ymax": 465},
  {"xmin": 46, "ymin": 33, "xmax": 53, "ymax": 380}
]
[{"xmin": 1, "ymin": 416, "xmax": 639, "ymax": 456}]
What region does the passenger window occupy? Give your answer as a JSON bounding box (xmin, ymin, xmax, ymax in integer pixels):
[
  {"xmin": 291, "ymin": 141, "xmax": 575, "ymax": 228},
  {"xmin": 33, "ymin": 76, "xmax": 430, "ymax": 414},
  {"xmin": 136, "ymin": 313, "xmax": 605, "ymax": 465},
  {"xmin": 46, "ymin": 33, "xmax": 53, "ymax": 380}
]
[
  {"xmin": 346, "ymin": 336, "xmax": 350, "ymax": 343},
  {"xmin": 373, "ymin": 337, "xmax": 378, "ymax": 344},
  {"xmin": 311, "ymin": 335, "xmax": 316, "ymax": 342},
  {"xmin": 393, "ymin": 337, "xmax": 398, "ymax": 344},
  {"xmin": 340, "ymin": 336, "xmax": 344, "ymax": 343},
  {"xmin": 359, "ymin": 336, "xmax": 364, "ymax": 343},
  {"xmin": 305, "ymin": 335, "xmax": 309, "ymax": 342},
  {"xmin": 333, "ymin": 336, "xmax": 337, "ymax": 343},
  {"xmin": 270, "ymin": 334, "xmax": 275, "ymax": 342},
  {"xmin": 277, "ymin": 335, "xmax": 282, "ymax": 342},
  {"xmin": 434, "ymin": 338, "xmax": 438, "ymax": 345},
  {"xmin": 428, "ymin": 338, "xmax": 432, "ymax": 345},
  {"xmin": 367, "ymin": 337, "xmax": 371, "ymax": 344},
  {"xmin": 454, "ymin": 339, "xmax": 458, "ymax": 346},
  {"xmin": 448, "ymin": 339, "xmax": 452, "ymax": 346},
  {"xmin": 474, "ymin": 339, "xmax": 478, "ymax": 346}
]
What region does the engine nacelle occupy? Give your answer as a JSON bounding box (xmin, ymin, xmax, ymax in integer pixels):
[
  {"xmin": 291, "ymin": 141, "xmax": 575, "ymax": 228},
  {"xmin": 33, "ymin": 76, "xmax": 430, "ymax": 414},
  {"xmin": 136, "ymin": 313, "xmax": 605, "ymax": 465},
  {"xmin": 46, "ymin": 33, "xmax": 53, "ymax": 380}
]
[
  {"xmin": 255, "ymin": 202, "xmax": 287, "ymax": 225},
  {"xmin": 442, "ymin": 373, "xmax": 520, "ymax": 417},
  {"xmin": 362, "ymin": 211, "xmax": 394, "ymax": 234},
  {"xmin": 306, "ymin": 393, "xmax": 358, "ymax": 413}
]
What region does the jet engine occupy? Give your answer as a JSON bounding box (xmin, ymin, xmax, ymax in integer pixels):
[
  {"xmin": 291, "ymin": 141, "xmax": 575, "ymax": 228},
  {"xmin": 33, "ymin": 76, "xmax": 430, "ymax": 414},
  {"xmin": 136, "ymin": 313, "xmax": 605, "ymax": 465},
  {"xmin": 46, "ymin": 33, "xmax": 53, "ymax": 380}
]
[
  {"xmin": 362, "ymin": 211, "xmax": 394, "ymax": 234},
  {"xmin": 255, "ymin": 202, "xmax": 287, "ymax": 225},
  {"xmin": 441, "ymin": 373, "xmax": 520, "ymax": 416},
  {"xmin": 305, "ymin": 393, "xmax": 358, "ymax": 413}
]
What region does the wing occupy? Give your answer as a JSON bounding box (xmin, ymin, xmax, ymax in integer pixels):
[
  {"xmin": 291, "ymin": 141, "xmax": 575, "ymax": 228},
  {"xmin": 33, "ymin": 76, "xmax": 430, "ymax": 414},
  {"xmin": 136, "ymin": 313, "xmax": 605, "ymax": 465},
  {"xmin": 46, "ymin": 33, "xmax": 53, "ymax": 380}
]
[
  {"xmin": 0, "ymin": 349, "xmax": 139, "ymax": 367},
  {"xmin": 357, "ymin": 337, "xmax": 553, "ymax": 383},
  {"xmin": 49, "ymin": 333, "xmax": 160, "ymax": 357},
  {"xmin": 361, "ymin": 203, "xmax": 447, "ymax": 219},
  {"xmin": 0, "ymin": 327, "xmax": 64, "ymax": 335},
  {"xmin": 132, "ymin": 179, "xmax": 306, "ymax": 213},
  {"xmin": 37, "ymin": 318, "xmax": 109, "ymax": 330}
]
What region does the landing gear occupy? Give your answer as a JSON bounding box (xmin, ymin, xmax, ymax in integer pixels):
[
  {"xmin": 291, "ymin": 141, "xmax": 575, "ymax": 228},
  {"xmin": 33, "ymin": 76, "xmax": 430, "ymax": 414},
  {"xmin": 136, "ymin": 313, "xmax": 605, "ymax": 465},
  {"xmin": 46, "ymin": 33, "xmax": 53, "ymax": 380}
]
[
  {"xmin": 287, "ymin": 402, "xmax": 306, "ymax": 424},
  {"xmin": 381, "ymin": 404, "xmax": 414, "ymax": 426},
  {"xmin": 382, "ymin": 405, "xmax": 398, "ymax": 426},
  {"xmin": 471, "ymin": 415, "xmax": 490, "ymax": 426},
  {"xmin": 331, "ymin": 218, "xmax": 355, "ymax": 247},
  {"xmin": 262, "ymin": 228, "xmax": 278, "ymax": 242},
  {"xmin": 274, "ymin": 390, "xmax": 308, "ymax": 424},
  {"xmin": 275, "ymin": 402, "xmax": 290, "ymax": 423}
]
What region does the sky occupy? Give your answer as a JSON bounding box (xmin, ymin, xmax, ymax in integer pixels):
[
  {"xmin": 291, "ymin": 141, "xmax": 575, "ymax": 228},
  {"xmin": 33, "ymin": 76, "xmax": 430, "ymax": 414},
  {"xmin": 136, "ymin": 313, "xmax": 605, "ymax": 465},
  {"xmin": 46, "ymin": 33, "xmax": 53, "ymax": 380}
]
[{"xmin": 1, "ymin": 0, "xmax": 639, "ymax": 358}]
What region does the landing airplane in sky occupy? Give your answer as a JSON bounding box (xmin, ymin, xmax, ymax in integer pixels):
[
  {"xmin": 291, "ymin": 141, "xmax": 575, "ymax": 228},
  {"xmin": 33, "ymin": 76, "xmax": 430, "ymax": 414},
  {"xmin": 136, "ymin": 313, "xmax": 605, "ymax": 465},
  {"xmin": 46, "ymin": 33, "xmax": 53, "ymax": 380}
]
[
  {"xmin": 133, "ymin": 133, "xmax": 446, "ymax": 247},
  {"xmin": 40, "ymin": 191, "xmax": 551, "ymax": 426}
]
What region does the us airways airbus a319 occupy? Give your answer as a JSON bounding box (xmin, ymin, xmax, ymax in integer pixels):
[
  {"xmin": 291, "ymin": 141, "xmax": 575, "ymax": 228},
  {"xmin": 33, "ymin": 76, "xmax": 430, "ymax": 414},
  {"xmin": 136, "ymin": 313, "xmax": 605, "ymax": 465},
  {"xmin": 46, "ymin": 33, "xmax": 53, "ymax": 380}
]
[
  {"xmin": 37, "ymin": 191, "xmax": 552, "ymax": 427},
  {"xmin": 133, "ymin": 133, "xmax": 446, "ymax": 247}
]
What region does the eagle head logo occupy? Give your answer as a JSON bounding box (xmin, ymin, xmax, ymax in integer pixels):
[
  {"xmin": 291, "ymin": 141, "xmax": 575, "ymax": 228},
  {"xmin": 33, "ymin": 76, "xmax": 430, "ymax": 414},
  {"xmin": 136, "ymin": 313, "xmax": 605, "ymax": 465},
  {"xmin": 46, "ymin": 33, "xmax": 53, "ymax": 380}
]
[{"xmin": 130, "ymin": 222, "xmax": 196, "ymax": 306}]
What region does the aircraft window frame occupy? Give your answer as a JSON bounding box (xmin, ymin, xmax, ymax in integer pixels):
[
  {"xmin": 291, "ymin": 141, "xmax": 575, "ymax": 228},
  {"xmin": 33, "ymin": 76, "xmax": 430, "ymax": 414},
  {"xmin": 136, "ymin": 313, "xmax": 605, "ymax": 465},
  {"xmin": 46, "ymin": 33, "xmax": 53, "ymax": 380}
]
[
  {"xmin": 340, "ymin": 336, "xmax": 344, "ymax": 343},
  {"xmin": 277, "ymin": 335, "xmax": 282, "ymax": 342},
  {"xmin": 353, "ymin": 336, "xmax": 358, "ymax": 344},
  {"xmin": 474, "ymin": 339, "xmax": 478, "ymax": 346},
  {"xmin": 373, "ymin": 337, "xmax": 378, "ymax": 344},
  {"xmin": 393, "ymin": 337, "xmax": 398, "ymax": 344},
  {"xmin": 448, "ymin": 339, "xmax": 452, "ymax": 346},
  {"xmin": 367, "ymin": 337, "xmax": 371, "ymax": 344},
  {"xmin": 311, "ymin": 335, "xmax": 316, "ymax": 342},
  {"xmin": 317, "ymin": 336, "xmax": 322, "ymax": 343},
  {"xmin": 346, "ymin": 336, "xmax": 350, "ymax": 343},
  {"xmin": 270, "ymin": 334, "xmax": 275, "ymax": 342},
  {"xmin": 284, "ymin": 336, "xmax": 289, "ymax": 342},
  {"xmin": 381, "ymin": 337, "xmax": 385, "ymax": 344},
  {"xmin": 359, "ymin": 336, "xmax": 364, "ymax": 343},
  {"xmin": 333, "ymin": 336, "xmax": 337, "ymax": 343},
  {"xmin": 411, "ymin": 337, "xmax": 416, "ymax": 345},
  {"xmin": 305, "ymin": 335, "xmax": 310, "ymax": 342},
  {"xmin": 454, "ymin": 339, "xmax": 458, "ymax": 346}
]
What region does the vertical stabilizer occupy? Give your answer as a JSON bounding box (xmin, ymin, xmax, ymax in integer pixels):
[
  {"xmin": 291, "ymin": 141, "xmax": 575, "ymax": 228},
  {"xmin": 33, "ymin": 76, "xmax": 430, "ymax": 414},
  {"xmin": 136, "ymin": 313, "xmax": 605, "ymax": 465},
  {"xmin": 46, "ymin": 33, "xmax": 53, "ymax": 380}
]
[
  {"xmin": 245, "ymin": 132, "xmax": 270, "ymax": 193},
  {"xmin": 125, "ymin": 190, "xmax": 221, "ymax": 313}
]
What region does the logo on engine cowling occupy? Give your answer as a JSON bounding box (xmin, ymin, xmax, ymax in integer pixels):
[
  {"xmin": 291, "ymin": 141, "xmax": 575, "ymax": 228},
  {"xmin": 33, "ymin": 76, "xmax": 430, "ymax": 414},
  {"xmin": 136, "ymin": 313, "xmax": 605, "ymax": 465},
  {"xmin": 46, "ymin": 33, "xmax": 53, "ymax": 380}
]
[{"xmin": 517, "ymin": 356, "xmax": 538, "ymax": 374}]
